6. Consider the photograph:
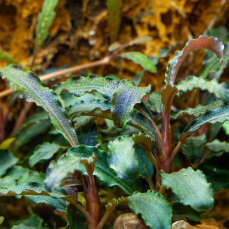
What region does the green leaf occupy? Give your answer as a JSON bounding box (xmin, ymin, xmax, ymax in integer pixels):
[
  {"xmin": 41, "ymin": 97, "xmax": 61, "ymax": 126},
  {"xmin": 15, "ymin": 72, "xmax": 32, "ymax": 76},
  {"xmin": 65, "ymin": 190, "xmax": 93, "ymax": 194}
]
[
  {"xmin": 29, "ymin": 142, "xmax": 61, "ymax": 167},
  {"xmin": 120, "ymin": 51, "xmax": 157, "ymax": 73},
  {"xmin": 132, "ymin": 70, "xmax": 145, "ymax": 86},
  {"xmin": 0, "ymin": 183, "xmax": 44, "ymax": 195},
  {"xmin": 0, "ymin": 150, "xmax": 18, "ymax": 177},
  {"xmin": 161, "ymin": 167, "xmax": 214, "ymax": 211},
  {"xmin": 171, "ymin": 100, "xmax": 224, "ymax": 119},
  {"xmin": 13, "ymin": 119, "xmax": 51, "ymax": 150},
  {"xmin": 35, "ymin": 0, "xmax": 59, "ymax": 50},
  {"xmin": 181, "ymin": 135, "xmax": 207, "ymax": 163},
  {"xmin": 66, "ymin": 204, "xmax": 87, "ymax": 229},
  {"xmin": 199, "ymin": 52, "xmax": 221, "ymax": 79},
  {"xmin": 165, "ymin": 35, "xmax": 224, "ymax": 85},
  {"xmin": 66, "ymin": 93, "xmax": 111, "ymax": 118},
  {"xmin": 12, "ymin": 214, "xmax": 47, "ymax": 229},
  {"xmin": 134, "ymin": 144, "xmax": 154, "ymax": 180},
  {"xmin": 45, "ymin": 146, "xmax": 134, "ymax": 194},
  {"xmin": 183, "ymin": 106, "xmax": 229, "ymax": 135},
  {"xmin": 0, "ymin": 65, "xmax": 78, "ymax": 146},
  {"xmin": 172, "ymin": 203, "xmax": 200, "ymax": 222},
  {"xmin": 206, "ymin": 139, "xmax": 229, "ymax": 158},
  {"xmin": 200, "ymin": 155, "xmax": 229, "ymax": 191},
  {"xmin": 107, "ymin": 136, "xmax": 139, "ymax": 179},
  {"xmin": 27, "ymin": 195, "xmax": 66, "ymax": 212},
  {"xmin": 55, "ymin": 75, "xmax": 151, "ymax": 128},
  {"xmin": 176, "ymin": 76, "xmax": 229, "ymax": 102},
  {"xmin": 222, "ymin": 120, "xmax": 229, "ymax": 135},
  {"xmin": 128, "ymin": 190, "xmax": 172, "ymax": 229},
  {"xmin": 0, "ymin": 166, "xmax": 45, "ymax": 187},
  {"xmin": 146, "ymin": 91, "xmax": 162, "ymax": 113},
  {"xmin": 0, "ymin": 50, "xmax": 18, "ymax": 64},
  {"xmin": 214, "ymin": 43, "xmax": 229, "ymax": 80},
  {"xmin": 107, "ymin": 0, "xmax": 121, "ymax": 42}
]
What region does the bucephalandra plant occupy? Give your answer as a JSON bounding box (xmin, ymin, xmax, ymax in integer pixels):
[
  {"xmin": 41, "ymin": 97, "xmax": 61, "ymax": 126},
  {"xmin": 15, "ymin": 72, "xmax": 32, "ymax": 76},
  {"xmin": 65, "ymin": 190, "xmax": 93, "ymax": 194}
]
[{"xmin": 0, "ymin": 34, "xmax": 229, "ymax": 228}]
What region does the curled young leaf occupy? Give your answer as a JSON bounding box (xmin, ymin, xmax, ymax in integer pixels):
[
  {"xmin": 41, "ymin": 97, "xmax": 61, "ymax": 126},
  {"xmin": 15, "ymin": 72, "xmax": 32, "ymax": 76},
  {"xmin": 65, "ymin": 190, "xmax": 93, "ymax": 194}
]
[{"xmin": 165, "ymin": 35, "xmax": 224, "ymax": 86}]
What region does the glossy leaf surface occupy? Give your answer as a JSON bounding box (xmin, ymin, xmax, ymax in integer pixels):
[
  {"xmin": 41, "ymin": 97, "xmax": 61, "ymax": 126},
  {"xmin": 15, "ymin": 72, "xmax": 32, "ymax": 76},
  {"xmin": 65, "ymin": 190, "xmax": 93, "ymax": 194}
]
[
  {"xmin": 45, "ymin": 146, "xmax": 135, "ymax": 194},
  {"xmin": 128, "ymin": 190, "xmax": 172, "ymax": 229},
  {"xmin": 161, "ymin": 167, "xmax": 214, "ymax": 211}
]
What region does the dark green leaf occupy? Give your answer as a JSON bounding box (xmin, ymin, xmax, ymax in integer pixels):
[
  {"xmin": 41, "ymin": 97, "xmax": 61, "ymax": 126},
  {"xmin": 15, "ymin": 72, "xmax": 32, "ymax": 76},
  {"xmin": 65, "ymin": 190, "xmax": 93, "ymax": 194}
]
[
  {"xmin": 200, "ymin": 155, "xmax": 229, "ymax": 191},
  {"xmin": 172, "ymin": 203, "xmax": 200, "ymax": 222},
  {"xmin": 12, "ymin": 214, "xmax": 47, "ymax": 229},
  {"xmin": 55, "ymin": 76, "xmax": 151, "ymax": 128},
  {"xmin": 134, "ymin": 144, "xmax": 154, "ymax": 180},
  {"xmin": 66, "ymin": 204, "xmax": 87, "ymax": 229},
  {"xmin": 128, "ymin": 190, "xmax": 172, "ymax": 229},
  {"xmin": 13, "ymin": 119, "xmax": 51, "ymax": 150},
  {"xmin": 183, "ymin": 106, "xmax": 229, "ymax": 135},
  {"xmin": 29, "ymin": 142, "xmax": 61, "ymax": 167},
  {"xmin": 67, "ymin": 93, "xmax": 111, "ymax": 118},
  {"xmin": 27, "ymin": 195, "xmax": 66, "ymax": 212},
  {"xmin": 181, "ymin": 135, "xmax": 207, "ymax": 163},
  {"xmin": 35, "ymin": 0, "xmax": 59, "ymax": 50},
  {"xmin": 112, "ymin": 83, "xmax": 151, "ymax": 127},
  {"xmin": 161, "ymin": 167, "xmax": 214, "ymax": 211},
  {"xmin": 0, "ymin": 65, "xmax": 78, "ymax": 146},
  {"xmin": 45, "ymin": 146, "xmax": 135, "ymax": 194},
  {"xmin": 171, "ymin": 100, "xmax": 223, "ymax": 119},
  {"xmin": 120, "ymin": 52, "xmax": 157, "ymax": 73},
  {"xmin": 0, "ymin": 150, "xmax": 18, "ymax": 177}
]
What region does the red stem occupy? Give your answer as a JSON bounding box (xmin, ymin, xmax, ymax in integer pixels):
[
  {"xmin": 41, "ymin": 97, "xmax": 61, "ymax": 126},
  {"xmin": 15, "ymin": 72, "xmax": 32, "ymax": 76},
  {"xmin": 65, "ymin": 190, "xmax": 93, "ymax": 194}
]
[{"xmin": 84, "ymin": 164, "xmax": 100, "ymax": 229}]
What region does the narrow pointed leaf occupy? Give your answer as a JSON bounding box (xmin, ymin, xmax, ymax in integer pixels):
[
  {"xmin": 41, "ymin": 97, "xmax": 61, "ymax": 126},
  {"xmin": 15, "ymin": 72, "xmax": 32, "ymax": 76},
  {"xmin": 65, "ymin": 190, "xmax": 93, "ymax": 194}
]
[
  {"xmin": 165, "ymin": 35, "xmax": 224, "ymax": 85},
  {"xmin": 161, "ymin": 167, "xmax": 214, "ymax": 211},
  {"xmin": 128, "ymin": 190, "xmax": 172, "ymax": 229},
  {"xmin": 120, "ymin": 51, "xmax": 157, "ymax": 73},
  {"xmin": 107, "ymin": 0, "xmax": 121, "ymax": 42},
  {"xmin": 183, "ymin": 106, "xmax": 229, "ymax": 135},
  {"xmin": 35, "ymin": 0, "xmax": 59, "ymax": 50},
  {"xmin": 45, "ymin": 146, "xmax": 135, "ymax": 194},
  {"xmin": 0, "ymin": 65, "xmax": 78, "ymax": 146}
]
